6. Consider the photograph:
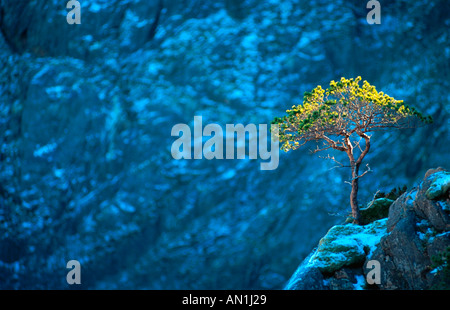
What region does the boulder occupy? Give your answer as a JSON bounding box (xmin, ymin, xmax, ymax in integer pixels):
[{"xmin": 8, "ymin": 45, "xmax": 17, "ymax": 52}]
[
  {"xmin": 425, "ymin": 171, "xmax": 450, "ymax": 200},
  {"xmin": 285, "ymin": 219, "xmax": 388, "ymax": 289},
  {"xmin": 286, "ymin": 168, "xmax": 450, "ymax": 290},
  {"xmin": 367, "ymin": 168, "xmax": 450, "ymax": 289},
  {"xmin": 413, "ymin": 169, "xmax": 450, "ymax": 231},
  {"xmin": 370, "ymin": 214, "xmax": 429, "ymax": 289},
  {"xmin": 309, "ymin": 219, "xmax": 388, "ymax": 274},
  {"xmin": 284, "ymin": 252, "xmax": 328, "ymax": 290},
  {"xmin": 328, "ymin": 268, "xmax": 366, "ymax": 290}
]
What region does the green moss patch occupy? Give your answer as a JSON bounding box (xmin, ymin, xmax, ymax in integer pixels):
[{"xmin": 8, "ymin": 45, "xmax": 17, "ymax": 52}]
[
  {"xmin": 308, "ymin": 219, "xmax": 388, "ymax": 274},
  {"xmin": 360, "ymin": 198, "xmax": 394, "ymax": 225}
]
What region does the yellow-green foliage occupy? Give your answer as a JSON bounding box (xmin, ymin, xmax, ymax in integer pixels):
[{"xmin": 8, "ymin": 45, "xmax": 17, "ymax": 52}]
[{"xmin": 272, "ymin": 77, "xmax": 432, "ymax": 152}]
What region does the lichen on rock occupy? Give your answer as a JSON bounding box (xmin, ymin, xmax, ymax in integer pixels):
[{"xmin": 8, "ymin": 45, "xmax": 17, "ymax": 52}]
[
  {"xmin": 425, "ymin": 171, "xmax": 450, "ymax": 200},
  {"xmin": 307, "ymin": 218, "xmax": 388, "ymax": 274}
]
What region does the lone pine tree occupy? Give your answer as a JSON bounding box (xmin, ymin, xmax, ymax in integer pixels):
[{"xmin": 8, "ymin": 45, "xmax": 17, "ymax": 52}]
[{"xmin": 272, "ymin": 77, "xmax": 432, "ymax": 224}]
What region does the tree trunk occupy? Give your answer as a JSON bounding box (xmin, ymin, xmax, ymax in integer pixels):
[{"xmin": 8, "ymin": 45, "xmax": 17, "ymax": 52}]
[
  {"xmin": 343, "ymin": 133, "xmax": 370, "ymax": 225},
  {"xmin": 350, "ymin": 162, "xmax": 361, "ymax": 224}
]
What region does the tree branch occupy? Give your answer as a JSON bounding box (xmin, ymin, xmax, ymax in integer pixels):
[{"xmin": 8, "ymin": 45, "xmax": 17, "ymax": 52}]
[
  {"xmin": 355, "ymin": 131, "xmax": 370, "ymax": 166},
  {"xmin": 323, "ymin": 135, "xmax": 347, "ymax": 152},
  {"xmin": 353, "ymin": 137, "xmax": 363, "ymax": 152},
  {"xmin": 366, "ymin": 189, "xmax": 381, "ymax": 208},
  {"xmin": 310, "ymin": 144, "xmax": 332, "ymax": 154},
  {"xmin": 350, "ymin": 163, "xmax": 373, "ymax": 181},
  {"xmin": 318, "ymin": 153, "xmax": 349, "ymax": 170}
]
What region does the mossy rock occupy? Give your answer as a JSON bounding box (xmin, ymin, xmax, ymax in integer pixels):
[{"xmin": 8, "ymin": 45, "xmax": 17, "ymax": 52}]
[
  {"xmin": 308, "ymin": 219, "xmax": 388, "ymax": 274},
  {"xmin": 360, "ymin": 198, "xmax": 394, "ymax": 225},
  {"xmin": 425, "ymin": 171, "xmax": 450, "ymax": 200}
]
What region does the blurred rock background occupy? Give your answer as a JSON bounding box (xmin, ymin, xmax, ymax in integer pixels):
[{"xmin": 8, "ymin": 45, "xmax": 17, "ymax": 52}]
[{"xmin": 0, "ymin": 0, "xmax": 448, "ymax": 289}]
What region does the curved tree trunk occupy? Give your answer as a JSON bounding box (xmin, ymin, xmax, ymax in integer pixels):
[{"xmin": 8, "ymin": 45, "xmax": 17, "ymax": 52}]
[{"xmin": 345, "ymin": 132, "xmax": 370, "ymax": 225}]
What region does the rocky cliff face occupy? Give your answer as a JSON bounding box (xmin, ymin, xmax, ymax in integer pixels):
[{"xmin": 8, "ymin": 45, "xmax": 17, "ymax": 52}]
[
  {"xmin": 285, "ymin": 168, "xmax": 450, "ymax": 290},
  {"xmin": 1, "ymin": 0, "xmax": 449, "ymax": 289}
]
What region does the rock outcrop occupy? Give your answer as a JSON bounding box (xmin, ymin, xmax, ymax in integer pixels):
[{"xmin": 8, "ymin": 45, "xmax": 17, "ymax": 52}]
[{"xmin": 285, "ymin": 168, "xmax": 450, "ymax": 290}]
